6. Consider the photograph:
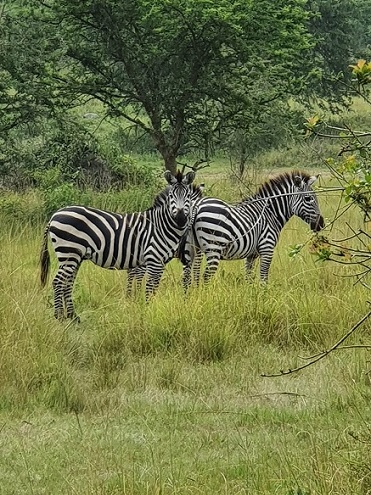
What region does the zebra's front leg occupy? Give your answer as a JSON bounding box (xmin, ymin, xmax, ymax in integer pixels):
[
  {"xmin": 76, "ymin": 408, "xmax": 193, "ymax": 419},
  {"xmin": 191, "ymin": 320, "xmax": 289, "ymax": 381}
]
[
  {"xmin": 203, "ymin": 250, "xmax": 222, "ymax": 284},
  {"xmin": 259, "ymin": 251, "xmax": 274, "ymax": 283},
  {"xmin": 145, "ymin": 264, "xmax": 164, "ymax": 302}
]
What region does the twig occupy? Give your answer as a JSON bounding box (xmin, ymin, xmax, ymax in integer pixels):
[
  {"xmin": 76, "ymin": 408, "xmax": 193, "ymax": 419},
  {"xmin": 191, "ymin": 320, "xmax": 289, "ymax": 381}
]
[
  {"xmin": 73, "ymin": 409, "xmax": 83, "ymax": 437},
  {"xmin": 261, "ymin": 310, "xmax": 371, "ymax": 377},
  {"xmin": 299, "ymin": 344, "xmax": 371, "ymax": 360},
  {"xmin": 246, "ymin": 391, "xmax": 327, "ymax": 403},
  {"xmin": 177, "ymin": 159, "xmax": 210, "ymax": 174}
]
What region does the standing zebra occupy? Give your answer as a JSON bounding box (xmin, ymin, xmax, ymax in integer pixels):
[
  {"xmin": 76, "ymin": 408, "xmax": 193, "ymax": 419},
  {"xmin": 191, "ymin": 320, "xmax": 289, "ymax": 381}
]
[
  {"xmin": 179, "ymin": 170, "xmax": 325, "ymax": 290},
  {"xmin": 40, "ymin": 170, "xmax": 196, "ymax": 320},
  {"xmin": 126, "ymin": 182, "xmax": 205, "ymax": 296}
]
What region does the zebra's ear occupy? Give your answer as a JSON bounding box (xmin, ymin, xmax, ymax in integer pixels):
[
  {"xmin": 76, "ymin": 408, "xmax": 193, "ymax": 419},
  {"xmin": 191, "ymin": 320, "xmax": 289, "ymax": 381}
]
[
  {"xmin": 164, "ymin": 170, "xmax": 176, "ymax": 184},
  {"xmin": 294, "ymin": 175, "xmax": 304, "ymax": 188},
  {"xmin": 183, "ymin": 171, "xmax": 196, "ymax": 185},
  {"xmin": 307, "ymin": 175, "xmax": 319, "ymax": 187}
]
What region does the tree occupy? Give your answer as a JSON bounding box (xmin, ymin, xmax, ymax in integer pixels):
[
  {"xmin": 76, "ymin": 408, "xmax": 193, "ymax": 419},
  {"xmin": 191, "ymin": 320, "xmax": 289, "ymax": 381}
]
[{"xmin": 3, "ymin": 0, "xmax": 317, "ymax": 173}]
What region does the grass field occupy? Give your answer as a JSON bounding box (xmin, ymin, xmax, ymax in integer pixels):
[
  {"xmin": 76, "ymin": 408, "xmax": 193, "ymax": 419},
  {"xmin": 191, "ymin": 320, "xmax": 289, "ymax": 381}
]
[{"xmin": 1, "ymin": 164, "xmax": 371, "ymax": 495}]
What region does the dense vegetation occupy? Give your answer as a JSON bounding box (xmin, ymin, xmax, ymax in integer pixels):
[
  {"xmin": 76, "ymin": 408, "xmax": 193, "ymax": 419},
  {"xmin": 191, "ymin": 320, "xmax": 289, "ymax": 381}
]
[
  {"xmin": 1, "ymin": 0, "xmax": 371, "ymax": 493},
  {"xmin": 1, "ymin": 0, "xmax": 371, "ymax": 183}
]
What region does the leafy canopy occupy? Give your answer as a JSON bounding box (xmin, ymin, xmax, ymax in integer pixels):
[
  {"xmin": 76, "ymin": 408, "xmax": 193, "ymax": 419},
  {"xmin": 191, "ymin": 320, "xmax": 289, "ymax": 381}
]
[{"xmin": 4, "ymin": 0, "xmax": 314, "ymax": 171}]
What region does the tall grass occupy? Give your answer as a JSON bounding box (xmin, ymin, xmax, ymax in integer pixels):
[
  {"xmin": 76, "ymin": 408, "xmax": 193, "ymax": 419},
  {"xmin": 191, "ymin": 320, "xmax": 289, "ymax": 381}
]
[{"xmin": 0, "ymin": 167, "xmax": 371, "ymax": 494}]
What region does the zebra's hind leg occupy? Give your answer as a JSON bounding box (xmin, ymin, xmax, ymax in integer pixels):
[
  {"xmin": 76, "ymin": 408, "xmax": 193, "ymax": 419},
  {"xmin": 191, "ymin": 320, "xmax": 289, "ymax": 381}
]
[
  {"xmin": 244, "ymin": 253, "xmax": 258, "ymax": 280},
  {"xmin": 52, "ymin": 271, "xmax": 65, "ymax": 320},
  {"xmin": 63, "ymin": 264, "xmax": 81, "ymax": 321},
  {"xmin": 127, "ymin": 266, "xmax": 146, "ymax": 297},
  {"xmin": 126, "ymin": 268, "xmax": 135, "ymax": 297},
  {"xmin": 182, "ymin": 248, "xmax": 202, "ymax": 293},
  {"xmin": 258, "ymin": 250, "xmax": 274, "ymax": 283},
  {"xmin": 52, "ymin": 263, "xmax": 80, "ymax": 320},
  {"xmin": 182, "ymin": 263, "xmax": 192, "ymax": 293},
  {"xmin": 203, "ymin": 250, "xmax": 222, "ymax": 284},
  {"xmin": 192, "ymin": 249, "xmax": 203, "ymax": 286}
]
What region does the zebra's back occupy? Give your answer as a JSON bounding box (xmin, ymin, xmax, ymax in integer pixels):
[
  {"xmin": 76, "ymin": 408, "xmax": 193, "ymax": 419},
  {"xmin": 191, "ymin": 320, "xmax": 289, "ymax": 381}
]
[
  {"xmin": 192, "ymin": 198, "xmax": 266, "ymax": 259},
  {"xmin": 49, "ymin": 206, "xmax": 151, "ymax": 269}
]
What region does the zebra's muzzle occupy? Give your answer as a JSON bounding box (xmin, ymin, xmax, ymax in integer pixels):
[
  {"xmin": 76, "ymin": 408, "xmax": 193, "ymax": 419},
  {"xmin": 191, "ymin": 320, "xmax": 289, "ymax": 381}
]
[
  {"xmin": 310, "ymin": 215, "xmax": 325, "ymax": 232},
  {"xmin": 174, "ymin": 209, "xmax": 187, "ymax": 228}
]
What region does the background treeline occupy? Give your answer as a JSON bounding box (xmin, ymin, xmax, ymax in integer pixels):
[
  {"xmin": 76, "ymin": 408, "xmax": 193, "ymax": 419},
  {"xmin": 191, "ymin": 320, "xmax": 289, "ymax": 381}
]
[{"xmin": 0, "ymin": 0, "xmax": 370, "ymax": 195}]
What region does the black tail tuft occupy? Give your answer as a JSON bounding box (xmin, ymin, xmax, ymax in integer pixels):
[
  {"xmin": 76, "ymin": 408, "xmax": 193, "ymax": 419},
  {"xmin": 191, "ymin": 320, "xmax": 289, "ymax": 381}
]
[
  {"xmin": 177, "ymin": 231, "xmax": 189, "ymax": 265},
  {"xmin": 40, "ymin": 224, "xmax": 50, "ymax": 287}
]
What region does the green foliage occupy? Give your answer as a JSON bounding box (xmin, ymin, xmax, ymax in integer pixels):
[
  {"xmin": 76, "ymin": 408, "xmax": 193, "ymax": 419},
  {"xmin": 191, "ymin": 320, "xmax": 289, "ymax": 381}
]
[
  {"xmin": 2, "ymin": 0, "xmax": 370, "ymax": 176},
  {"xmin": 42, "ymin": 183, "xmax": 81, "ymax": 218},
  {"xmin": 3, "ymin": 0, "xmax": 317, "ymax": 171},
  {"xmin": 288, "ymin": 243, "xmax": 304, "ymax": 258},
  {"xmin": 304, "ymin": 0, "xmax": 370, "ymax": 103},
  {"xmin": 304, "ymin": 61, "xmax": 371, "ymax": 375},
  {"xmin": 0, "ymin": 191, "xmax": 43, "ymax": 224},
  {"xmin": 350, "ymin": 59, "xmax": 371, "ymax": 87}
]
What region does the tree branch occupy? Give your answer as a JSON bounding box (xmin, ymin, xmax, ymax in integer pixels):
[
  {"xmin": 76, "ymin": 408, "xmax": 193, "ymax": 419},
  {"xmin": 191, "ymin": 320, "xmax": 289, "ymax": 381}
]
[{"xmin": 261, "ymin": 310, "xmax": 371, "ymax": 377}]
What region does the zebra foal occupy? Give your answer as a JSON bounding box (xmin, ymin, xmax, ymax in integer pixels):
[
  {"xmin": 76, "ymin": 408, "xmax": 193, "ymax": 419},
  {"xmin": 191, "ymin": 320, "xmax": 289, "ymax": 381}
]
[
  {"xmin": 179, "ymin": 170, "xmax": 325, "ymax": 289},
  {"xmin": 40, "ymin": 170, "xmax": 197, "ymax": 320}
]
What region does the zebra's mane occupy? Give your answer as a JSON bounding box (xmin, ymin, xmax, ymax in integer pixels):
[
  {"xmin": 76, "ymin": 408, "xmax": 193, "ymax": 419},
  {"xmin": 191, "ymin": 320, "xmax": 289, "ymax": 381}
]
[
  {"xmin": 151, "ymin": 183, "xmax": 203, "ymax": 209},
  {"xmin": 189, "ymin": 183, "xmax": 204, "ymax": 199},
  {"xmin": 243, "ymin": 170, "xmax": 312, "ymax": 203},
  {"xmin": 152, "ymin": 188, "xmax": 169, "ymax": 208}
]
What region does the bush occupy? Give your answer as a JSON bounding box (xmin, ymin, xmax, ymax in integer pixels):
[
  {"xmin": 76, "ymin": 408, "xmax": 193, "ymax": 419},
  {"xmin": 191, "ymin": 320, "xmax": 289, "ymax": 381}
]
[
  {"xmin": 42, "ymin": 183, "xmax": 82, "ymax": 218},
  {"xmin": 0, "ymin": 117, "xmax": 159, "ymax": 192}
]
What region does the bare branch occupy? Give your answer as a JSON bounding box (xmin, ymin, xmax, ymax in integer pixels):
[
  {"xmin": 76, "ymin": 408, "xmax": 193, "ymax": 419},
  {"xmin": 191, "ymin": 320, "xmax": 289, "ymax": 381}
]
[{"xmin": 261, "ymin": 310, "xmax": 371, "ymax": 377}]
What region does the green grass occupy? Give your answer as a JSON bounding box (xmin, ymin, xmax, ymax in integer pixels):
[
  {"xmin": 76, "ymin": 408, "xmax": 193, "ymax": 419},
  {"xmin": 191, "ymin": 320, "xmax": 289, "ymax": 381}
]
[{"xmin": 1, "ymin": 167, "xmax": 371, "ymax": 494}]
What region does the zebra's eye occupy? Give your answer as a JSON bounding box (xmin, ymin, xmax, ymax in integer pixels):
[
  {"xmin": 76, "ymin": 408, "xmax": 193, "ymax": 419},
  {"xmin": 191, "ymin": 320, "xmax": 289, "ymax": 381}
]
[{"xmin": 304, "ymin": 195, "xmax": 313, "ymax": 203}]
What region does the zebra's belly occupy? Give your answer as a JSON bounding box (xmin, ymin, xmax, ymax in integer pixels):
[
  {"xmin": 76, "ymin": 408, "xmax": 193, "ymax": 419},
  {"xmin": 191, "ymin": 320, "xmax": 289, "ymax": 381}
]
[
  {"xmin": 90, "ymin": 248, "xmax": 145, "ymax": 270},
  {"xmin": 221, "ymin": 242, "xmax": 257, "ymax": 260}
]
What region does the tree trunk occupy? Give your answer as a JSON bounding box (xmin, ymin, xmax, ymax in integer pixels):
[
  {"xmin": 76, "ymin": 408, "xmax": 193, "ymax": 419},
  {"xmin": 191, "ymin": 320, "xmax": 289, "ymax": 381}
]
[
  {"xmin": 155, "ymin": 138, "xmax": 178, "ymax": 174},
  {"xmin": 163, "ymin": 153, "xmax": 177, "ymax": 175},
  {"xmin": 152, "ymin": 126, "xmax": 180, "ymax": 175}
]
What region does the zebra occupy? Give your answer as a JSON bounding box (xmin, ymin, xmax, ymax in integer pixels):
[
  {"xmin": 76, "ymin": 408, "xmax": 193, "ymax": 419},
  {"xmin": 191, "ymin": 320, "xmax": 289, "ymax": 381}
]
[
  {"xmin": 126, "ymin": 182, "xmax": 205, "ymax": 296},
  {"xmin": 40, "ymin": 170, "xmax": 197, "ymax": 320},
  {"xmin": 179, "ymin": 170, "xmax": 325, "ymax": 290}
]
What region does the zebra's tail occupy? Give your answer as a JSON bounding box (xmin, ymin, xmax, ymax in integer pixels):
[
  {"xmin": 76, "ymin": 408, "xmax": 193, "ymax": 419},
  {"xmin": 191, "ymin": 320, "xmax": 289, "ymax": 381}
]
[
  {"xmin": 178, "ymin": 228, "xmax": 198, "ymax": 266},
  {"xmin": 40, "ymin": 223, "xmax": 51, "ymax": 287},
  {"xmin": 177, "ymin": 230, "xmax": 189, "ymax": 265}
]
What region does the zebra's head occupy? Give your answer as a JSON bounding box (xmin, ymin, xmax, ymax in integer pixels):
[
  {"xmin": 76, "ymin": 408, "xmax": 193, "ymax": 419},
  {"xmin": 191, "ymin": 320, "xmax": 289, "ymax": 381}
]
[
  {"xmin": 164, "ymin": 170, "xmax": 196, "ymax": 228},
  {"xmin": 291, "ymin": 173, "xmax": 324, "ymax": 232}
]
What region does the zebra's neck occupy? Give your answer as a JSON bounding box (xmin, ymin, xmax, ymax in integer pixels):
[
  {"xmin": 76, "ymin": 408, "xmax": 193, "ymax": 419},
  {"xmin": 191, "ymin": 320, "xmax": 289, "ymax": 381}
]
[
  {"xmin": 242, "ymin": 182, "xmax": 294, "ymax": 230},
  {"xmin": 148, "ymin": 204, "xmax": 189, "ymax": 234}
]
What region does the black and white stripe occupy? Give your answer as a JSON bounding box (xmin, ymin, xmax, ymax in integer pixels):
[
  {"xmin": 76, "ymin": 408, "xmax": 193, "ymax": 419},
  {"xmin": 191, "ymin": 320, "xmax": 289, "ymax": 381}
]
[
  {"xmin": 179, "ymin": 170, "xmax": 325, "ymax": 289},
  {"xmin": 126, "ymin": 182, "xmax": 205, "ymax": 295},
  {"xmin": 40, "ymin": 171, "xmax": 197, "ymax": 320}
]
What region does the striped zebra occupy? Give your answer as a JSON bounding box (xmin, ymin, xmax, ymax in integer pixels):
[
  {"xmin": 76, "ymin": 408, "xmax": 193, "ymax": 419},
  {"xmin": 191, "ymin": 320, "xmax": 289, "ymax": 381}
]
[
  {"xmin": 40, "ymin": 170, "xmax": 197, "ymax": 320},
  {"xmin": 126, "ymin": 182, "xmax": 205, "ymax": 296},
  {"xmin": 179, "ymin": 170, "xmax": 325, "ymax": 290}
]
